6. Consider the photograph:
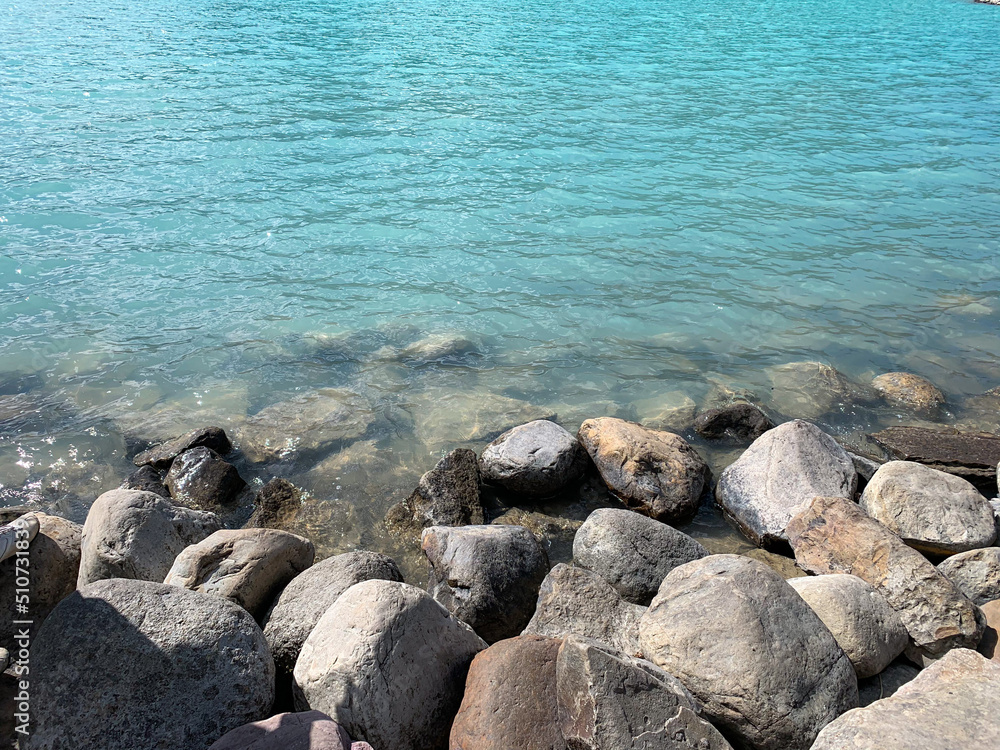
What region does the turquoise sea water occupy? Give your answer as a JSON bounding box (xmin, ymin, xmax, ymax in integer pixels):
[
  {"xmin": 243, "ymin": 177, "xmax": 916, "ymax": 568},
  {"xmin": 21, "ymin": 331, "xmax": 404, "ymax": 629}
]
[{"xmin": 2, "ymin": 0, "xmax": 1000, "ymax": 571}]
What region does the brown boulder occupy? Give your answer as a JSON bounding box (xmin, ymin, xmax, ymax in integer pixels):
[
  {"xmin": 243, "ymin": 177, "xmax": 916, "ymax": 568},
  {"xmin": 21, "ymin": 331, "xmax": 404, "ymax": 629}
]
[
  {"xmin": 869, "ymin": 426, "xmax": 1000, "ymax": 496},
  {"xmin": 871, "ymin": 372, "xmax": 944, "ymax": 413}
]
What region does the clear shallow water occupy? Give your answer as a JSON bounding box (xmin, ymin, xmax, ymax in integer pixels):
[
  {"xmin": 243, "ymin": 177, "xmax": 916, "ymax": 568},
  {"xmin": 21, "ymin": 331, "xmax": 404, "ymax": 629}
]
[{"xmin": 2, "ymin": 0, "xmax": 1000, "ymax": 575}]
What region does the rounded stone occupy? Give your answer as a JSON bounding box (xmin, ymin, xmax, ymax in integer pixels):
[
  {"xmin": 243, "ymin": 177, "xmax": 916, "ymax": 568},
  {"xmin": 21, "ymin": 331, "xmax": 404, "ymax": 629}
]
[
  {"xmin": 479, "ymin": 419, "xmax": 588, "ymax": 498},
  {"xmin": 937, "ymin": 547, "xmax": 1000, "ymax": 605},
  {"xmin": 872, "ymin": 372, "xmax": 945, "ymax": 413}
]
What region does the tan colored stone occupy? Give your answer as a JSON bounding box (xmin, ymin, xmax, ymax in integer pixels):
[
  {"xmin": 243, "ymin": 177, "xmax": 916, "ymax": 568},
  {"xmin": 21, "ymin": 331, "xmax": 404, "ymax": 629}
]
[{"xmin": 872, "ymin": 372, "xmax": 944, "ymax": 413}]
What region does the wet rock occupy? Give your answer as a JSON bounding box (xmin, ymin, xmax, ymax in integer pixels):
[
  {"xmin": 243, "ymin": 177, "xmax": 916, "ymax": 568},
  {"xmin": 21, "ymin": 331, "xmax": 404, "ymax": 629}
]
[
  {"xmin": 978, "ymin": 599, "xmax": 999, "ymax": 662},
  {"xmin": 869, "ymin": 425, "xmax": 1000, "ymax": 496},
  {"xmin": 263, "ymin": 552, "xmax": 403, "ymax": 696},
  {"xmin": 238, "ymin": 389, "xmax": 374, "ymax": 462},
  {"xmin": 479, "ymin": 420, "xmax": 588, "ymax": 498},
  {"xmin": 164, "ymin": 528, "xmax": 314, "ymax": 622},
  {"xmin": 767, "ymin": 361, "xmax": 875, "ymax": 419},
  {"xmin": 859, "ymin": 461, "xmax": 996, "ymax": 555},
  {"xmin": 423, "ymin": 524, "xmax": 548, "ymax": 643},
  {"xmin": 388, "ymin": 333, "xmax": 479, "ymax": 364},
  {"xmin": 207, "ymin": 710, "xmax": 352, "ymax": 750},
  {"xmin": 693, "ymin": 401, "xmax": 775, "ymax": 442},
  {"xmin": 871, "ymin": 372, "xmax": 945, "ymax": 413},
  {"xmin": 572, "ymin": 508, "xmax": 708, "ymax": 605},
  {"xmin": 26, "ymin": 579, "xmax": 274, "ymax": 750},
  {"xmin": 491, "ymin": 507, "xmax": 582, "ymax": 564},
  {"xmin": 293, "ymin": 579, "xmax": 486, "ymax": 750},
  {"xmin": 787, "ymin": 574, "xmax": 908, "ymax": 678},
  {"xmin": 165, "ymin": 446, "xmax": 247, "ymax": 510},
  {"xmin": 715, "ymin": 420, "xmax": 857, "ymax": 547},
  {"xmin": 786, "ymin": 496, "xmax": 983, "ymax": 665},
  {"xmin": 246, "ymin": 478, "xmax": 303, "ymax": 529},
  {"xmin": 524, "ymin": 563, "xmax": 645, "ymax": 656},
  {"xmin": 937, "ymin": 547, "xmax": 1000, "ymax": 605},
  {"xmin": 639, "ymin": 555, "xmax": 858, "ymax": 750},
  {"xmin": 577, "ymin": 418, "xmax": 710, "ymax": 524},
  {"xmin": 632, "ymin": 391, "xmax": 698, "ymax": 433},
  {"xmin": 120, "ymin": 464, "xmax": 171, "ymax": 498},
  {"xmin": 857, "ymin": 660, "xmax": 921, "ymax": 707},
  {"xmin": 412, "ymin": 391, "xmax": 555, "ymax": 453},
  {"xmin": 133, "ymin": 426, "xmax": 233, "ymax": 470},
  {"xmin": 77, "ymin": 489, "xmax": 221, "ymax": 587},
  {"xmin": 810, "ymin": 648, "xmax": 1000, "ymax": 750},
  {"xmin": 385, "ymin": 449, "xmax": 484, "ymax": 534},
  {"xmin": 0, "ymin": 513, "xmax": 81, "ymax": 650}
]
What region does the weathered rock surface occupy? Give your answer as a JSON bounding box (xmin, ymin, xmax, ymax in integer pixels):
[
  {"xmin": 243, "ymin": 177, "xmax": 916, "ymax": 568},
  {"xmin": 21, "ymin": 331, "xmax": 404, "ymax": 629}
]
[
  {"xmin": 119, "ymin": 464, "xmax": 171, "ymax": 497},
  {"xmin": 869, "ymin": 425, "xmax": 1000, "ymax": 496},
  {"xmin": 479, "ymin": 419, "xmax": 588, "ymax": 498},
  {"xmin": 164, "ymin": 528, "xmax": 314, "ymax": 621},
  {"xmin": 857, "ymin": 660, "xmax": 921, "ymax": 707},
  {"xmin": 165, "ymin": 446, "xmax": 247, "ymax": 510},
  {"xmin": 450, "ymin": 634, "xmax": 733, "ymax": 750},
  {"xmin": 293, "ymin": 579, "xmax": 486, "ymax": 750},
  {"xmin": 572, "ymin": 508, "xmax": 708, "ymax": 604},
  {"xmin": 385, "ymin": 449, "xmax": 484, "ymax": 533},
  {"xmin": 27, "ymin": 579, "xmax": 274, "ymax": 750},
  {"xmin": 524, "ymin": 563, "xmax": 646, "ymax": 656},
  {"xmin": 693, "ymin": 401, "xmax": 775, "ymax": 442},
  {"xmin": 859, "ymin": 461, "xmax": 996, "ymax": 555},
  {"xmin": 639, "ymin": 555, "xmax": 857, "ymax": 750},
  {"xmin": 715, "ymin": 420, "xmax": 857, "ymax": 547},
  {"xmin": 577, "ymin": 418, "xmax": 710, "ymax": 524},
  {"xmin": 767, "ymin": 361, "xmax": 875, "ymax": 419},
  {"xmin": 246, "ymin": 477, "xmax": 303, "ymax": 529},
  {"xmin": 937, "ymin": 547, "xmax": 1000, "ymax": 605},
  {"xmin": 208, "ymin": 711, "xmax": 352, "ymax": 750},
  {"xmin": 77, "ymin": 489, "xmax": 221, "ymax": 587},
  {"xmin": 978, "ymin": 599, "xmax": 1000, "ymax": 662},
  {"xmin": 786, "ymin": 496, "xmax": 984, "ymax": 664},
  {"xmin": 0, "ymin": 513, "xmax": 81, "ymax": 649},
  {"xmin": 491, "ymin": 507, "xmax": 581, "ymax": 564},
  {"xmin": 423, "ymin": 524, "xmax": 548, "ymax": 643},
  {"xmin": 390, "ymin": 333, "xmax": 479, "ymax": 364},
  {"xmin": 871, "ymin": 372, "xmax": 945, "ymax": 413},
  {"xmin": 238, "ymin": 389, "xmax": 374, "ymax": 462},
  {"xmin": 811, "ymin": 648, "xmax": 1000, "ymax": 750},
  {"xmin": 134, "ymin": 426, "xmax": 233, "ymax": 470},
  {"xmin": 788, "ymin": 574, "xmax": 908, "ymax": 678}
]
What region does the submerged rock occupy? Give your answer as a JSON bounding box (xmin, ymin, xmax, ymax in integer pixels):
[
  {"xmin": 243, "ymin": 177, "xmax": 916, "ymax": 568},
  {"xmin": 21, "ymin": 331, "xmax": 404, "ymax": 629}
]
[
  {"xmin": 715, "ymin": 420, "xmax": 857, "ymax": 547},
  {"xmin": 385, "ymin": 449, "xmax": 484, "ymax": 534},
  {"xmin": 412, "ymin": 390, "xmax": 556, "ymax": 453},
  {"xmin": 208, "ymin": 711, "xmax": 352, "ymax": 750},
  {"xmin": 491, "ymin": 507, "xmax": 582, "ymax": 565},
  {"xmin": 631, "ymin": 391, "xmax": 698, "ymax": 433},
  {"xmin": 384, "ymin": 333, "xmax": 480, "ymax": 364},
  {"xmin": 694, "ymin": 401, "xmax": 774, "ymax": 442},
  {"xmin": 871, "ymin": 372, "xmax": 945, "ymax": 413},
  {"xmin": 767, "ymin": 361, "xmax": 875, "ymax": 419},
  {"xmin": 577, "ymin": 418, "xmax": 710, "ymax": 524},
  {"xmin": 133, "ymin": 426, "xmax": 233, "ymax": 470},
  {"xmin": 479, "ymin": 419, "xmax": 588, "ymax": 498},
  {"xmin": 937, "ymin": 547, "xmax": 1000, "ymax": 605},
  {"xmin": 246, "ymin": 478, "xmax": 303, "ymax": 529},
  {"xmin": 164, "ymin": 446, "xmax": 247, "ymax": 510},
  {"xmin": 639, "ymin": 555, "xmax": 858, "ymax": 750}
]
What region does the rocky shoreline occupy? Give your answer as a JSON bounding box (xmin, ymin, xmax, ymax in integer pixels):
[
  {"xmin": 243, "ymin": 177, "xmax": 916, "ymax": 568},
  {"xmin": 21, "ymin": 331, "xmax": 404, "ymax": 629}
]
[{"xmin": 2, "ymin": 363, "xmax": 1000, "ymax": 749}]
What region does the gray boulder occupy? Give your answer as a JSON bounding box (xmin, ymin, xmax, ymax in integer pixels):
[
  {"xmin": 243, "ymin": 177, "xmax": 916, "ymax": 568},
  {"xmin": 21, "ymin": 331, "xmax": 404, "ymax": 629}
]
[
  {"xmin": 937, "ymin": 547, "xmax": 1000, "ymax": 605},
  {"xmin": 811, "ymin": 648, "xmax": 1000, "ymax": 750},
  {"xmin": 207, "ymin": 711, "xmax": 351, "ymax": 750},
  {"xmin": 26, "ymin": 579, "xmax": 274, "ymax": 750},
  {"xmin": 693, "ymin": 402, "xmax": 774, "ymax": 442},
  {"xmin": 857, "ymin": 660, "xmax": 921, "ymax": 707},
  {"xmin": 639, "ymin": 555, "xmax": 858, "ymax": 750},
  {"xmin": 788, "ymin": 574, "xmax": 908, "ymax": 678},
  {"xmin": 572, "ymin": 508, "xmax": 709, "ymax": 604},
  {"xmin": 165, "ymin": 446, "xmax": 247, "ymax": 510},
  {"xmin": 422, "ymin": 524, "xmax": 549, "ymax": 643},
  {"xmin": 860, "ymin": 461, "xmax": 996, "ymax": 555},
  {"xmin": 524, "ymin": 563, "xmax": 646, "ymax": 656},
  {"xmin": 293, "ymin": 579, "xmax": 486, "ymax": 750},
  {"xmin": 479, "ymin": 419, "xmax": 588, "ymax": 498},
  {"xmin": 385, "ymin": 449, "xmax": 484, "ymax": 533},
  {"xmin": 77, "ymin": 489, "xmax": 221, "ymax": 587},
  {"xmin": 119, "ymin": 464, "xmax": 170, "ymax": 497},
  {"xmin": 577, "ymin": 418, "xmax": 710, "ymax": 524},
  {"xmin": 715, "ymin": 420, "xmax": 857, "ymax": 547},
  {"xmin": 134, "ymin": 426, "xmax": 233, "ymax": 470},
  {"xmin": 164, "ymin": 528, "xmax": 314, "ymax": 621}
]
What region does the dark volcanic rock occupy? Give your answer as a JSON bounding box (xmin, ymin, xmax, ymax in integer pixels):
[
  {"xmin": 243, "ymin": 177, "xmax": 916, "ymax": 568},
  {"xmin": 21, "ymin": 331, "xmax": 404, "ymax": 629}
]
[
  {"xmin": 120, "ymin": 465, "xmax": 171, "ymax": 498},
  {"xmin": 247, "ymin": 478, "xmax": 303, "ymax": 528},
  {"xmin": 165, "ymin": 446, "xmax": 247, "ymax": 509},
  {"xmin": 869, "ymin": 426, "xmax": 1000, "ymax": 496},
  {"xmin": 693, "ymin": 402, "xmax": 775, "ymax": 441},
  {"xmin": 133, "ymin": 426, "xmax": 233, "ymax": 470},
  {"xmin": 385, "ymin": 449, "xmax": 484, "ymax": 533}
]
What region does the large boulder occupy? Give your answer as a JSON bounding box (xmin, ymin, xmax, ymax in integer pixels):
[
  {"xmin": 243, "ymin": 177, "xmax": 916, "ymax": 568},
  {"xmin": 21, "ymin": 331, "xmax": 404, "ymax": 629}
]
[
  {"xmin": 134, "ymin": 426, "xmax": 233, "ymax": 470},
  {"xmin": 207, "ymin": 711, "xmax": 352, "ymax": 750},
  {"xmin": 120, "ymin": 464, "xmax": 171, "ymax": 497},
  {"xmin": 786, "ymin": 496, "xmax": 984, "ymax": 664},
  {"xmin": 639, "ymin": 555, "xmax": 858, "ymax": 750},
  {"xmin": 164, "ymin": 528, "xmax": 314, "ymax": 621},
  {"xmin": 164, "ymin": 446, "xmax": 247, "ymax": 510},
  {"xmin": 859, "ymin": 461, "xmax": 996, "ymax": 555},
  {"xmin": 77, "ymin": 489, "xmax": 221, "ymax": 587},
  {"xmin": 293, "ymin": 579, "xmax": 486, "ymax": 750},
  {"xmin": 871, "ymin": 372, "xmax": 944, "ymax": 414},
  {"xmin": 810, "ymin": 648, "xmax": 1000, "ymax": 750},
  {"xmin": 937, "ymin": 547, "xmax": 1000, "ymax": 605},
  {"xmin": 715, "ymin": 420, "xmax": 857, "ymax": 547},
  {"xmin": 0, "ymin": 513, "xmax": 81, "ymax": 649},
  {"xmin": 422, "ymin": 524, "xmax": 548, "ymax": 643},
  {"xmin": 385, "ymin": 449, "xmax": 484, "ymax": 534},
  {"xmin": 577, "ymin": 418, "xmax": 710, "ymax": 524},
  {"xmin": 449, "ymin": 634, "xmax": 733, "ymax": 750},
  {"xmin": 479, "ymin": 420, "xmax": 588, "ymax": 498},
  {"xmin": 572, "ymin": 508, "xmax": 708, "ymax": 605},
  {"xmin": 524, "ymin": 563, "xmax": 646, "ymax": 656},
  {"xmin": 26, "ymin": 579, "xmax": 274, "ymax": 750},
  {"xmin": 693, "ymin": 402, "xmax": 774, "ymax": 442},
  {"xmin": 787, "ymin": 574, "xmax": 908, "ymax": 678},
  {"xmin": 869, "ymin": 426, "xmax": 1000, "ymax": 496}
]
